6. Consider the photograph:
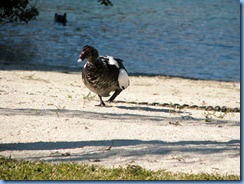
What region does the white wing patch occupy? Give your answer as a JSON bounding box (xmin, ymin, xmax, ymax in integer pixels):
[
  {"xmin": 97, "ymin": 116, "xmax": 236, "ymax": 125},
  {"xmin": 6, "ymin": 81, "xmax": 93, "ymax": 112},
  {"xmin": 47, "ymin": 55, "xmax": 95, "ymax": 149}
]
[
  {"xmin": 104, "ymin": 56, "xmax": 119, "ymax": 68},
  {"xmin": 103, "ymin": 55, "xmax": 129, "ymax": 90},
  {"xmin": 118, "ymin": 69, "xmax": 130, "ymax": 90}
]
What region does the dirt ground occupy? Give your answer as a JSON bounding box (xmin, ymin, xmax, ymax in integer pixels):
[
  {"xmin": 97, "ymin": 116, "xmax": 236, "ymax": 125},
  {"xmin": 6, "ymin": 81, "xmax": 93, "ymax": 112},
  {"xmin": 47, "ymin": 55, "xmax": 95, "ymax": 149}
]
[{"xmin": 0, "ymin": 68, "xmax": 240, "ymax": 175}]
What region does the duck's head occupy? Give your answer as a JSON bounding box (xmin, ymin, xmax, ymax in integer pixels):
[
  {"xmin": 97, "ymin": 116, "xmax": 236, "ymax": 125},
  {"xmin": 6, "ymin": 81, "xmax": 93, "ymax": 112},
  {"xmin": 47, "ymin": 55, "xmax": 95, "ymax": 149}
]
[{"xmin": 78, "ymin": 45, "xmax": 99, "ymax": 62}]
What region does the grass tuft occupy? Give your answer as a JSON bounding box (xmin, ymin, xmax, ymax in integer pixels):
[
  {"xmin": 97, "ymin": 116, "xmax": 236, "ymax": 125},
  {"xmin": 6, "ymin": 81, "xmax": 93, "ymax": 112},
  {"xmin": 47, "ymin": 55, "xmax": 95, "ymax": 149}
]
[
  {"xmin": 83, "ymin": 92, "xmax": 96, "ymax": 105},
  {"xmin": 0, "ymin": 157, "xmax": 240, "ymax": 180}
]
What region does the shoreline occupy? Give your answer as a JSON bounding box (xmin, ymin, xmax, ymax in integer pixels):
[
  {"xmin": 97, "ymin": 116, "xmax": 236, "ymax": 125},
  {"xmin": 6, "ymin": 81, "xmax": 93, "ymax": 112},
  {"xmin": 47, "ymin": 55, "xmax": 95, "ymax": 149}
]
[
  {"xmin": 0, "ymin": 66, "xmax": 240, "ymax": 175},
  {"xmin": 0, "ymin": 63, "xmax": 240, "ymax": 83}
]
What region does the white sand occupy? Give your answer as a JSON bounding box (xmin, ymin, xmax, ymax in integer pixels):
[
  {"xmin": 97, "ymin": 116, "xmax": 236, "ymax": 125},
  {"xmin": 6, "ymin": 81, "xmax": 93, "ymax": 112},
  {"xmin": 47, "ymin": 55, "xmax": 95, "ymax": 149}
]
[{"xmin": 0, "ymin": 69, "xmax": 240, "ymax": 175}]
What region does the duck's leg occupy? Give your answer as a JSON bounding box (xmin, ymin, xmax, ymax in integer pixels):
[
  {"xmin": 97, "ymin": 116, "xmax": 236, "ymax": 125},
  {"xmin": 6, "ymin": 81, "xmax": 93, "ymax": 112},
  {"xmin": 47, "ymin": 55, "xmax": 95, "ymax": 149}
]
[
  {"xmin": 96, "ymin": 95, "xmax": 106, "ymax": 107},
  {"xmin": 108, "ymin": 89, "xmax": 122, "ymax": 102}
]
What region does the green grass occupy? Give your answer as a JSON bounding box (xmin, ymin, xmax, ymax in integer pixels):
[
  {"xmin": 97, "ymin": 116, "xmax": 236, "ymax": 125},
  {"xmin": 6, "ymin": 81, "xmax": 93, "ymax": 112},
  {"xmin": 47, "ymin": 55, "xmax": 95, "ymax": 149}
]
[{"xmin": 0, "ymin": 157, "xmax": 239, "ymax": 180}]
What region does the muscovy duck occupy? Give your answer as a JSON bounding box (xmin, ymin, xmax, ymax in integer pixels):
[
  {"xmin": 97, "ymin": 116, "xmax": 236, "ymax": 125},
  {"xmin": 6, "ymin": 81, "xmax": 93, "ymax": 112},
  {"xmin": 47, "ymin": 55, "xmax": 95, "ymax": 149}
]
[{"xmin": 78, "ymin": 45, "xmax": 130, "ymax": 106}]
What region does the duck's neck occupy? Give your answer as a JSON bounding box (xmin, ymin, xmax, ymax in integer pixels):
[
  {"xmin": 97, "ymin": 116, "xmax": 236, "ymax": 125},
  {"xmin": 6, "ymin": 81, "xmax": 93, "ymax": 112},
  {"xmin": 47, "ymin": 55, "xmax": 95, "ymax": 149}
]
[{"xmin": 87, "ymin": 54, "xmax": 99, "ymax": 63}]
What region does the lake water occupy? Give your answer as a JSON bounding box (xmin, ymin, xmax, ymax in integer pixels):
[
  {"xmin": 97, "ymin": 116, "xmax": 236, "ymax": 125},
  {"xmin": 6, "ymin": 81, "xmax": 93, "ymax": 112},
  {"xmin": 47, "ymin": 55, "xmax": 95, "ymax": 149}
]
[{"xmin": 0, "ymin": 0, "xmax": 240, "ymax": 81}]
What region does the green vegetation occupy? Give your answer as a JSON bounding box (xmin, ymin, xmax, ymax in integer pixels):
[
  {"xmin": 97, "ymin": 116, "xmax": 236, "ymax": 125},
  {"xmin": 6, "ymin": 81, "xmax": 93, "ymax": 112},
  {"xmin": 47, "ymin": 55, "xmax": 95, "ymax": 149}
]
[
  {"xmin": 0, "ymin": 0, "xmax": 38, "ymax": 26},
  {"xmin": 0, "ymin": 157, "xmax": 239, "ymax": 180},
  {"xmin": 83, "ymin": 92, "xmax": 96, "ymax": 105},
  {"xmin": 22, "ymin": 74, "xmax": 50, "ymax": 83},
  {"xmin": 203, "ymin": 111, "xmax": 231, "ymax": 122}
]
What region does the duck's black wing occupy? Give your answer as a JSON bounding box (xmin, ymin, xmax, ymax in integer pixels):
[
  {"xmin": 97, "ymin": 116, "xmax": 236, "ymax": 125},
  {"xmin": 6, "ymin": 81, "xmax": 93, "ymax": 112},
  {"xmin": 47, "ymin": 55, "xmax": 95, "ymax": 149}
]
[{"xmin": 82, "ymin": 56, "xmax": 121, "ymax": 97}]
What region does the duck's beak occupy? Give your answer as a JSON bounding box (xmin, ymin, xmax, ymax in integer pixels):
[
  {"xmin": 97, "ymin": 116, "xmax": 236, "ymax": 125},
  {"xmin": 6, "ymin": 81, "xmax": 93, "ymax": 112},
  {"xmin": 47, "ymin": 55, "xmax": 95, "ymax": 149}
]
[{"xmin": 77, "ymin": 52, "xmax": 85, "ymax": 62}]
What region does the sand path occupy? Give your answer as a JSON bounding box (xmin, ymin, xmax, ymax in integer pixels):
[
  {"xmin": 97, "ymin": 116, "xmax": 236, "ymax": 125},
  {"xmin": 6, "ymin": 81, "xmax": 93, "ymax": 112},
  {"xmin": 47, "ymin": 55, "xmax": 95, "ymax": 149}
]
[{"xmin": 0, "ymin": 69, "xmax": 240, "ymax": 175}]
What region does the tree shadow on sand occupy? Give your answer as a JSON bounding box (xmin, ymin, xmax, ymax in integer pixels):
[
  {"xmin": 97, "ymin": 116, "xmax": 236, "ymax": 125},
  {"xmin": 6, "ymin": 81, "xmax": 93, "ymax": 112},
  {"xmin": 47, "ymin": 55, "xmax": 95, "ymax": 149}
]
[
  {"xmin": 0, "ymin": 107, "xmax": 172, "ymax": 122},
  {"xmin": 0, "ymin": 106, "xmax": 239, "ymax": 126},
  {"xmin": 0, "ymin": 106, "xmax": 240, "ymax": 162},
  {"xmin": 0, "ymin": 139, "xmax": 240, "ymax": 162}
]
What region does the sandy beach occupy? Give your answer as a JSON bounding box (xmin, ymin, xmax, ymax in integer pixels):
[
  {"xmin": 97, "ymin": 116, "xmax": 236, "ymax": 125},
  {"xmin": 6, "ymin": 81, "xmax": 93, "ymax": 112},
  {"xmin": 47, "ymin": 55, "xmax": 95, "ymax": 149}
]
[{"xmin": 0, "ymin": 67, "xmax": 240, "ymax": 175}]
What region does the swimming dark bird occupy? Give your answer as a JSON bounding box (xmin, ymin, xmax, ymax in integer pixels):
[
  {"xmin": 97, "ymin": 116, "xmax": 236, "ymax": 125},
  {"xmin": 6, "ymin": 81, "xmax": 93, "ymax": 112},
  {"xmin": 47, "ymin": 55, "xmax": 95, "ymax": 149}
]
[
  {"xmin": 77, "ymin": 45, "xmax": 130, "ymax": 106},
  {"xmin": 98, "ymin": 0, "xmax": 113, "ymax": 6},
  {"xmin": 54, "ymin": 13, "xmax": 67, "ymax": 25}
]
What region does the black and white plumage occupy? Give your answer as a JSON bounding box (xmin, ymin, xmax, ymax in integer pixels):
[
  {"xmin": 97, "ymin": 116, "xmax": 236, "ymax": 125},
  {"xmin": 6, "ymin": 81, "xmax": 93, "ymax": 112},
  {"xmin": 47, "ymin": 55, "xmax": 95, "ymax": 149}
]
[{"xmin": 78, "ymin": 45, "xmax": 130, "ymax": 106}]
